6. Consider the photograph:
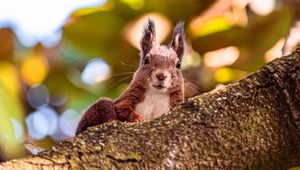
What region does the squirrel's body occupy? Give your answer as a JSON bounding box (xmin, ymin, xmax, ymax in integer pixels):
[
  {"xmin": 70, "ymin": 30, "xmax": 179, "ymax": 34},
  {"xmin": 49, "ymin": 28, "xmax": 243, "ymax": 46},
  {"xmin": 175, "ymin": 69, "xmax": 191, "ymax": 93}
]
[
  {"xmin": 136, "ymin": 90, "xmax": 170, "ymax": 121},
  {"xmin": 76, "ymin": 20, "xmax": 185, "ymax": 134}
]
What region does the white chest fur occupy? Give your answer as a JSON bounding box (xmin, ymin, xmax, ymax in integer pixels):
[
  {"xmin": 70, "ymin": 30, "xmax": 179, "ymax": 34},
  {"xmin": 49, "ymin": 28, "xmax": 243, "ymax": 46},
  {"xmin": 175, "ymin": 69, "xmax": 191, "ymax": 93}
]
[{"xmin": 135, "ymin": 91, "xmax": 170, "ymax": 121}]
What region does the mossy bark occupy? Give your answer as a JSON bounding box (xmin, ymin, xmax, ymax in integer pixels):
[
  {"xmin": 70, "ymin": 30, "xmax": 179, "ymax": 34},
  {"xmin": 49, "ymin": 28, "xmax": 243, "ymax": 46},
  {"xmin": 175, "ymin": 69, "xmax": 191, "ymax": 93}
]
[{"xmin": 1, "ymin": 50, "xmax": 300, "ymax": 170}]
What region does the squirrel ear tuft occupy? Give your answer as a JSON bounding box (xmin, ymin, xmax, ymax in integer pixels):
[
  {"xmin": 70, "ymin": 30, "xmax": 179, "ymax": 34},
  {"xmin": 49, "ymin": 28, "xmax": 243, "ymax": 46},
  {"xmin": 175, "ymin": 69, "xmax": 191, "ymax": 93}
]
[
  {"xmin": 170, "ymin": 22, "xmax": 185, "ymax": 60},
  {"xmin": 140, "ymin": 19, "xmax": 156, "ymax": 57}
]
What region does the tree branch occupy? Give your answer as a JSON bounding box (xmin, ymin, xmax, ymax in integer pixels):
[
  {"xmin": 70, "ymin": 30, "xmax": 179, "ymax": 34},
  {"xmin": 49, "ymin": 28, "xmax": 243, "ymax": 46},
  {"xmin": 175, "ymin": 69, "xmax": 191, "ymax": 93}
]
[{"xmin": 1, "ymin": 49, "xmax": 300, "ymax": 169}]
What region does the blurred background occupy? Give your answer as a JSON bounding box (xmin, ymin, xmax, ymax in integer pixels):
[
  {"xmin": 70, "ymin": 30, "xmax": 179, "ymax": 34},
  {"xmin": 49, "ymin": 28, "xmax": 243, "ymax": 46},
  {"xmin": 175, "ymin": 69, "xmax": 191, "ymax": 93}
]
[{"xmin": 0, "ymin": 0, "xmax": 297, "ymax": 160}]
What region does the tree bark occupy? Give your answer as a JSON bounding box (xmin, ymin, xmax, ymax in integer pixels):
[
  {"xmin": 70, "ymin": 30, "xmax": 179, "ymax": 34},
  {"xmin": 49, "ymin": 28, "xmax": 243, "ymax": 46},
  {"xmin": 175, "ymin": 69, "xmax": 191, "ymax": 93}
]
[{"xmin": 1, "ymin": 49, "xmax": 300, "ymax": 170}]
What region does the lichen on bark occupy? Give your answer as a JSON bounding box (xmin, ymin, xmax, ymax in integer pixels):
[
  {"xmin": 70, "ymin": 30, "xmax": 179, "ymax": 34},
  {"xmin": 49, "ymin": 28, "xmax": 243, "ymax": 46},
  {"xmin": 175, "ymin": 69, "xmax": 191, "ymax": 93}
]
[{"xmin": 0, "ymin": 49, "xmax": 300, "ymax": 170}]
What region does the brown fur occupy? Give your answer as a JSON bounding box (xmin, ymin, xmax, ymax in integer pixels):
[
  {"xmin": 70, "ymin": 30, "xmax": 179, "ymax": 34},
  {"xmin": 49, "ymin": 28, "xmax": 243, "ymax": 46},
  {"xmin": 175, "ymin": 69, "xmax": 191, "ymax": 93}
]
[
  {"xmin": 114, "ymin": 81, "xmax": 146, "ymax": 122},
  {"xmin": 76, "ymin": 98, "xmax": 116, "ymax": 134},
  {"xmin": 76, "ymin": 20, "xmax": 185, "ymax": 135}
]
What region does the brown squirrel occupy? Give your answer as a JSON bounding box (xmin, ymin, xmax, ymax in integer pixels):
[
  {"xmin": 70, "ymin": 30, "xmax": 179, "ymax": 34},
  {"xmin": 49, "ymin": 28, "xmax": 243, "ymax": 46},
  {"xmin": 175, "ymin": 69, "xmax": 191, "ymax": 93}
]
[{"xmin": 76, "ymin": 19, "xmax": 185, "ymax": 135}]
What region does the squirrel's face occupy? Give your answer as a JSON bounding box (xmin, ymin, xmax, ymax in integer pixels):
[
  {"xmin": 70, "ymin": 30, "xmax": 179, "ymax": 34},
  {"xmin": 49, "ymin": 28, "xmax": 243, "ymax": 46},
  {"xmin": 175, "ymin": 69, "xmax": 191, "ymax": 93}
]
[
  {"xmin": 135, "ymin": 20, "xmax": 185, "ymax": 93},
  {"xmin": 136, "ymin": 45, "xmax": 183, "ymax": 93}
]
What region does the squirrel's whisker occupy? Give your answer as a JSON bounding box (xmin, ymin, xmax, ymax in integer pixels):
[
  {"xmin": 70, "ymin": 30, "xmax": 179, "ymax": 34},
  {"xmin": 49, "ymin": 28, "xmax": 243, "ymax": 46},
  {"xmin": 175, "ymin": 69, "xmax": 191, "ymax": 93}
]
[
  {"xmin": 184, "ymin": 79, "xmax": 201, "ymax": 94},
  {"xmin": 118, "ymin": 61, "xmax": 137, "ymax": 68},
  {"xmin": 110, "ymin": 72, "xmax": 135, "ymax": 77},
  {"xmin": 103, "ymin": 74, "xmax": 133, "ymax": 94}
]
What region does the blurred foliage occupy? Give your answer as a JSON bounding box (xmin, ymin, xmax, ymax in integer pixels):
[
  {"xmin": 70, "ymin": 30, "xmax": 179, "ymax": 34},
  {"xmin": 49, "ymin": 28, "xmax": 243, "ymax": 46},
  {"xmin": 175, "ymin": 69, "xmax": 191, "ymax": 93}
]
[
  {"xmin": 193, "ymin": 9, "xmax": 290, "ymax": 71},
  {"xmin": 0, "ymin": 0, "xmax": 294, "ymax": 160},
  {"xmin": 0, "ymin": 74, "xmax": 25, "ymax": 159}
]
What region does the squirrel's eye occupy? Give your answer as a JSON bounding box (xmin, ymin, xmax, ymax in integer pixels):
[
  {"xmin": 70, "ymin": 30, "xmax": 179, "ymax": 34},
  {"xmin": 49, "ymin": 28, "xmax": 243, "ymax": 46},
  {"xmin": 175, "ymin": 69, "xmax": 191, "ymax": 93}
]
[
  {"xmin": 143, "ymin": 57, "xmax": 150, "ymax": 65},
  {"xmin": 176, "ymin": 61, "xmax": 181, "ymax": 69}
]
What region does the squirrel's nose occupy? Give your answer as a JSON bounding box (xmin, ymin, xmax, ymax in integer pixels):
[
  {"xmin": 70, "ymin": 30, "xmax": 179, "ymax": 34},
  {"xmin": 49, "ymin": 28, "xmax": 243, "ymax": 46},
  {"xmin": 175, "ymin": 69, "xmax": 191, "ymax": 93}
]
[{"xmin": 156, "ymin": 73, "xmax": 167, "ymax": 81}]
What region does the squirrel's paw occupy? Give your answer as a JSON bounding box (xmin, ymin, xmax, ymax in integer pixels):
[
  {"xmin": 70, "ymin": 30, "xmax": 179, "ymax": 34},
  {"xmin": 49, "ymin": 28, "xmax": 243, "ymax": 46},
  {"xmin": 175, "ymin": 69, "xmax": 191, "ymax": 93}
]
[
  {"xmin": 135, "ymin": 114, "xmax": 144, "ymax": 122},
  {"xmin": 128, "ymin": 112, "xmax": 144, "ymax": 122}
]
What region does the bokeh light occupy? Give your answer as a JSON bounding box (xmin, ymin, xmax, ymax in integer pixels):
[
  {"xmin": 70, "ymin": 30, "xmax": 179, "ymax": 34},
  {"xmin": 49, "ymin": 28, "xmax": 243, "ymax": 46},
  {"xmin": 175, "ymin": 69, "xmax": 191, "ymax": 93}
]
[
  {"xmin": 282, "ymin": 21, "xmax": 300, "ymax": 56},
  {"xmin": 123, "ymin": 12, "xmax": 171, "ymax": 49},
  {"xmin": 264, "ymin": 38, "xmax": 285, "ymax": 62},
  {"xmin": 214, "ymin": 68, "xmax": 235, "ymax": 83},
  {"xmin": 50, "ymin": 94, "xmax": 68, "ymax": 107},
  {"xmin": 21, "ymin": 54, "xmax": 49, "ymax": 86},
  {"xmin": 81, "ymin": 58, "xmax": 111, "ymax": 85},
  {"xmin": 191, "ymin": 16, "xmax": 233, "ymax": 37},
  {"xmin": 249, "ymin": 0, "xmax": 275, "ymax": 16},
  {"xmin": 204, "ymin": 46, "xmax": 239, "ymax": 68},
  {"xmin": 27, "ymin": 84, "xmax": 49, "ymax": 109},
  {"xmin": 0, "ymin": 62, "xmax": 20, "ymax": 97},
  {"xmin": 51, "ymin": 109, "xmax": 80, "ymax": 141},
  {"xmin": 59, "ymin": 109, "xmax": 81, "ymax": 137},
  {"xmin": 26, "ymin": 107, "xmax": 58, "ymax": 140},
  {"xmin": 0, "ymin": 0, "xmax": 106, "ymax": 47}
]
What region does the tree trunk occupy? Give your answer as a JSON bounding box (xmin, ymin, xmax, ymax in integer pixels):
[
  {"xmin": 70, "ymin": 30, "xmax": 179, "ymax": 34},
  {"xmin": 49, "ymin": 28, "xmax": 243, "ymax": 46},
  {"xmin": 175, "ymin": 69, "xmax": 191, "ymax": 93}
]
[{"xmin": 1, "ymin": 49, "xmax": 300, "ymax": 170}]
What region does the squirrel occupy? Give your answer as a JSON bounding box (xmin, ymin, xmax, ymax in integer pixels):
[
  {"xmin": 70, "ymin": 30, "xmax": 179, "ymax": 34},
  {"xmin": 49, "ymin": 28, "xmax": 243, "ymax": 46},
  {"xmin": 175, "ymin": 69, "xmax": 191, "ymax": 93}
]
[{"xmin": 76, "ymin": 19, "xmax": 185, "ymax": 135}]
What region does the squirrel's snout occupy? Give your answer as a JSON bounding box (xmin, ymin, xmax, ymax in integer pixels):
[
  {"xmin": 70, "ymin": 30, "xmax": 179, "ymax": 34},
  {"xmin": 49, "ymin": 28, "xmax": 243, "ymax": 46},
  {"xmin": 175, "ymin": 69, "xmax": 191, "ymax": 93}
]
[
  {"xmin": 156, "ymin": 73, "xmax": 167, "ymax": 81},
  {"xmin": 151, "ymin": 70, "xmax": 171, "ymax": 90}
]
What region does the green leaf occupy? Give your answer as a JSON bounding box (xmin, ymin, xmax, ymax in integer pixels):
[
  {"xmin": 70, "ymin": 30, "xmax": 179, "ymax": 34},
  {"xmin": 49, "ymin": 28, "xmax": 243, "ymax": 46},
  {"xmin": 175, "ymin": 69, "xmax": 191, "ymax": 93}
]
[{"xmin": 0, "ymin": 81, "xmax": 25, "ymax": 159}]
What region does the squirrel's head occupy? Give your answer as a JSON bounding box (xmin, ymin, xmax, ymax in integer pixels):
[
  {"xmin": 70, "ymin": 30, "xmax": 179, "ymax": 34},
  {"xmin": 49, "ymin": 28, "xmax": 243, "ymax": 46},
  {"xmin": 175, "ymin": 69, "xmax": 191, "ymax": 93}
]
[{"xmin": 134, "ymin": 19, "xmax": 185, "ymax": 93}]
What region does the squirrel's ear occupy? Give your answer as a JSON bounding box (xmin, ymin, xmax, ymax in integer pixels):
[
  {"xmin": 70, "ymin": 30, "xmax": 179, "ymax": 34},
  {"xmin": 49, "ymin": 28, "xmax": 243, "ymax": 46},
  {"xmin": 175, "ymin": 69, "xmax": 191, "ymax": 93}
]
[
  {"xmin": 140, "ymin": 19, "xmax": 156, "ymax": 57},
  {"xmin": 170, "ymin": 22, "xmax": 185, "ymax": 60}
]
